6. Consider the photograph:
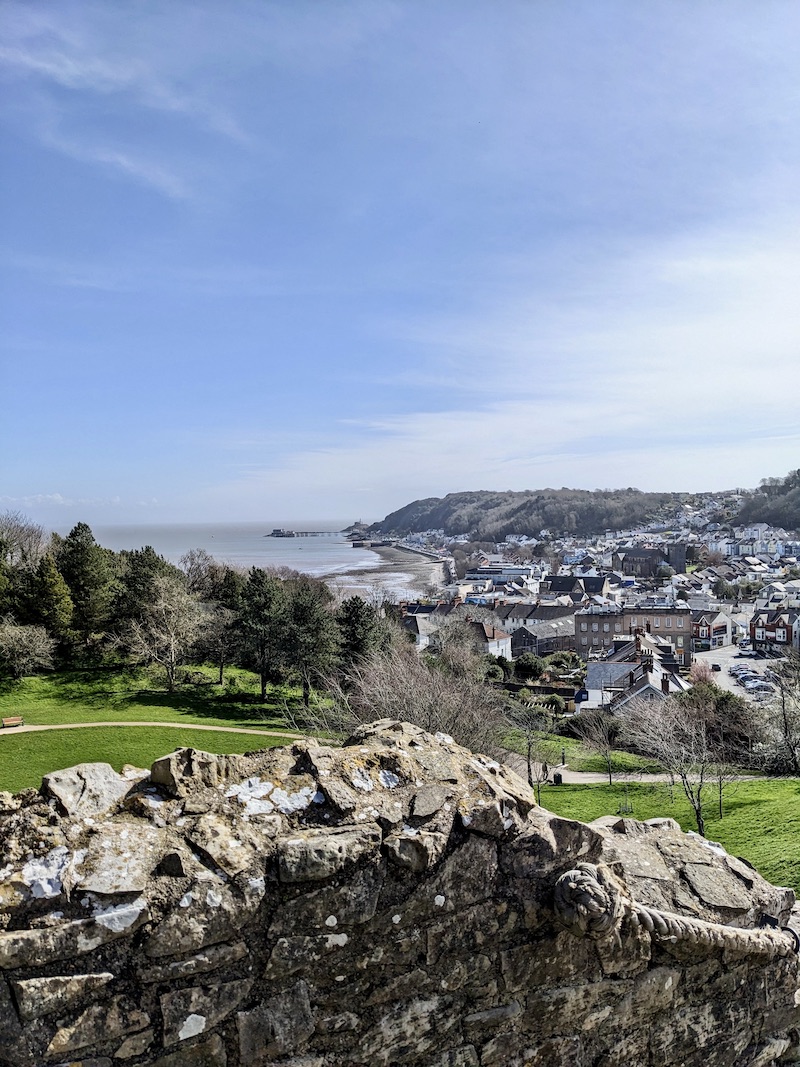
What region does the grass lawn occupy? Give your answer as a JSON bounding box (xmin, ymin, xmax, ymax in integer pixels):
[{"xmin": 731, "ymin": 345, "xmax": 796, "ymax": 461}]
[
  {"xmin": 0, "ymin": 665, "xmax": 301, "ymax": 731},
  {"xmin": 504, "ymin": 731, "xmax": 662, "ymax": 776},
  {"xmin": 540, "ymin": 777, "xmax": 800, "ymax": 894},
  {"xmin": 0, "ymin": 725, "xmax": 287, "ymax": 794}
]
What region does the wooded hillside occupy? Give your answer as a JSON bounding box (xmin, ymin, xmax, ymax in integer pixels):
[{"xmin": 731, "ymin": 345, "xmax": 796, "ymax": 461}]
[
  {"xmin": 736, "ymin": 469, "xmax": 800, "ymax": 533},
  {"xmin": 371, "ymin": 487, "xmax": 687, "ymax": 539}
]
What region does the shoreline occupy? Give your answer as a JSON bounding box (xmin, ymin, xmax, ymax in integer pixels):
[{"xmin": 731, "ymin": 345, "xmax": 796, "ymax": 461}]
[{"xmin": 322, "ymin": 543, "xmax": 447, "ymax": 600}]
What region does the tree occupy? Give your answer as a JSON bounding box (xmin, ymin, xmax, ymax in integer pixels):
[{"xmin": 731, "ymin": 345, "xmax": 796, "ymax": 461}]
[
  {"xmin": 621, "ymin": 695, "xmax": 715, "ymax": 835},
  {"xmin": 122, "ymin": 575, "xmax": 207, "ymax": 691},
  {"xmin": 572, "ymin": 709, "xmax": 619, "ymax": 786},
  {"xmin": 282, "ymin": 575, "xmax": 340, "ymax": 706},
  {"xmin": 33, "ymin": 555, "xmax": 74, "ymax": 638},
  {"xmin": 762, "ymin": 652, "xmax": 800, "ymax": 774},
  {"xmin": 0, "ymin": 617, "xmax": 56, "ymax": 679},
  {"xmin": 514, "ymin": 653, "xmax": 547, "ymax": 682},
  {"xmin": 621, "ymin": 685, "xmax": 760, "ymax": 835},
  {"xmin": 111, "ymin": 546, "xmax": 183, "ymax": 628},
  {"xmin": 56, "ymin": 523, "xmax": 113, "ymax": 639},
  {"xmin": 0, "ymin": 511, "xmax": 45, "ymax": 568},
  {"xmin": 688, "ymin": 661, "xmax": 715, "ymax": 686},
  {"xmin": 238, "ymin": 568, "xmax": 288, "ymax": 702},
  {"xmin": 712, "ymin": 578, "xmax": 736, "ymax": 601},
  {"xmin": 507, "ymin": 697, "xmax": 561, "ymax": 803},
  {"xmin": 197, "ymin": 604, "xmax": 237, "ymax": 686},
  {"xmin": 334, "ymin": 596, "xmax": 388, "ymax": 670},
  {"xmin": 319, "ymin": 642, "xmax": 509, "ymax": 757}
]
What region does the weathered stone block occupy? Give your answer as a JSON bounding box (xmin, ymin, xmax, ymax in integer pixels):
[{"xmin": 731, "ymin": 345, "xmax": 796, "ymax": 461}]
[
  {"xmin": 138, "ymin": 941, "xmax": 249, "ymax": 983},
  {"xmin": 277, "ymin": 825, "xmax": 381, "ymax": 883},
  {"xmin": 42, "ymin": 764, "xmax": 132, "ymax": 819},
  {"xmin": 384, "ymin": 829, "xmax": 449, "ymax": 872},
  {"xmin": 45, "ymin": 996, "xmax": 150, "ymax": 1058},
  {"xmin": 160, "ymin": 978, "xmax": 253, "ymax": 1046},
  {"xmin": 74, "ymin": 823, "xmax": 165, "ymax": 896},
  {"xmin": 236, "ymin": 980, "xmax": 314, "ymax": 1064},
  {"xmin": 0, "ymin": 901, "xmax": 148, "ymax": 968},
  {"xmin": 12, "ymin": 972, "xmax": 115, "ymax": 1021},
  {"xmin": 147, "ymin": 1033, "xmax": 227, "ymax": 1067}
]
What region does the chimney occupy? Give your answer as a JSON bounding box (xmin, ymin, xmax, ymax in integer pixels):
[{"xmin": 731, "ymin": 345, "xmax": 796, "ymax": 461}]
[{"xmin": 661, "ymin": 674, "xmax": 670, "ymax": 695}]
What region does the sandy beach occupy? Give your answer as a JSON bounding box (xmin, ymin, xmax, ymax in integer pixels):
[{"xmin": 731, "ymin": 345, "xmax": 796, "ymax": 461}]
[{"xmin": 324, "ymin": 543, "xmax": 447, "ymax": 602}]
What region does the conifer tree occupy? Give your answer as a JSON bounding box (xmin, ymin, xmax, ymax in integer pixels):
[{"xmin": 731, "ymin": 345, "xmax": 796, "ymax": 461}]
[
  {"xmin": 34, "ymin": 554, "xmax": 74, "ymax": 637},
  {"xmin": 55, "ymin": 523, "xmax": 113, "ymax": 639}
]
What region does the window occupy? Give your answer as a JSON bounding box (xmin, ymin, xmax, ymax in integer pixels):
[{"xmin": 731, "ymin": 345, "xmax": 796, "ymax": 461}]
[
  {"xmin": 677, "ymin": 636, "xmax": 684, "ymax": 647},
  {"xmin": 580, "ymin": 622, "xmax": 587, "ymax": 632},
  {"xmin": 677, "ymin": 618, "xmax": 684, "ymax": 628},
  {"xmin": 581, "ymin": 636, "xmax": 588, "ymax": 645},
  {"xmin": 756, "ymin": 628, "xmax": 764, "ymax": 640},
  {"xmin": 614, "ymin": 622, "xmax": 621, "ymax": 633},
  {"xmin": 777, "ymin": 628, "xmax": 787, "ymax": 642},
  {"xmin": 665, "ymin": 618, "xmax": 672, "ymax": 628},
  {"xmin": 654, "ymin": 618, "xmax": 660, "ymax": 628},
  {"xmin": 592, "ymin": 623, "xmax": 598, "ymax": 632},
  {"xmin": 603, "ymin": 623, "xmax": 609, "ymax": 632},
  {"xmin": 630, "ymin": 617, "xmax": 637, "ymax": 628}
]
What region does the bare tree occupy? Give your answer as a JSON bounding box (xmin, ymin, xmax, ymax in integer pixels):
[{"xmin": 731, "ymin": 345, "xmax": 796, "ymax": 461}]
[
  {"xmin": 572, "ymin": 708, "xmax": 619, "ymax": 786},
  {"xmin": 688, "ymin": 661, "xmax": 715, "ymax": 685},
  {"xmin": 0, "ymin": 511, "xmax": 46, "ymax": 567},
  {"xmin": 762, "ymin": 651, "xmax": 800, "ymax": 774},
  {"xmin": 123, "ymin": 575, "xmax": 207, "ymax": 691},
  {"xmin": 620, "ymin": 694, "xmax": 717, "ymax": 836},
  {"xmin": 305, "ymin": 642, "xmax": 508, "ymax": 757},
  {"xmin": 620, "ymin": 684, "xmax": 762, "ymax": 835},
  {"xmin": 0, "ymin": 617, "xmax": 56, "ymax": 678},
  {"xmin": 506, "ymin": 696, "xmax": 561, "ymax": 803}
]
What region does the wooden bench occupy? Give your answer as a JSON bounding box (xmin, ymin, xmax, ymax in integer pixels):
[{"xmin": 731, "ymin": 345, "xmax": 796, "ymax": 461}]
[{"xmin": 1, "ymin": 716, "xmax": 23, "ymax": 728}]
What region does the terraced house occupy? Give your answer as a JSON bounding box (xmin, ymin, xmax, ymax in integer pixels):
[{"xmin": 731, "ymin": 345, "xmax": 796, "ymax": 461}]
[
  {"xmin": 575, "ymin": 603, "xmax": 693, "ymax": 664},
  {"xmin": 749, "ymin": 608, "xmax": 800, "ymax": 655}
]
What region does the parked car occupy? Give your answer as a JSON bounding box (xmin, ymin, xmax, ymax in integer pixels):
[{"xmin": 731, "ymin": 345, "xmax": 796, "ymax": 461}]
[{"xmin": 711, "ymin": 663, "xmax": 721, "ymax": 671}]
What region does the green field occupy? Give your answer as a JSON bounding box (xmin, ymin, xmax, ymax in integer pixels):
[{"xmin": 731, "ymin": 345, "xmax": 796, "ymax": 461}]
[
  {"xmin": 0, "ymin": 665, "xmax": 296, "ymax": 730},
  {"xmin": 540, "ymin": 778, "xmax": 800, "ymax": 893},
  {"xmin": 0, "ymin": 725, "xmax": 287, "ymax": 794},
  {"xmin": 0, "ymin": 666, "xmax": 303, "ymax": 794}
]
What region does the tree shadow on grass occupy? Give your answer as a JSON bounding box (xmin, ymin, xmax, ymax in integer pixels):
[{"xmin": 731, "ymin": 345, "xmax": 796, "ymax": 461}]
[{"xmin": 124, "ymin": 688, "xmax": 293, "ymax": 729}]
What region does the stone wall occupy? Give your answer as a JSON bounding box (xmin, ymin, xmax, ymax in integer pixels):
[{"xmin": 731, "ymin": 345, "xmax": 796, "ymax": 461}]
[{"xmin": 1, "ymin": 720, "xmax": 800, "ymax": 1066}]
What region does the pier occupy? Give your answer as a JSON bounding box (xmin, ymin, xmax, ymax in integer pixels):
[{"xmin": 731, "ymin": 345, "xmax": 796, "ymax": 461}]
[{"xmin": 267, "ymin": 529, "xmax": 341, "ymax": 538}]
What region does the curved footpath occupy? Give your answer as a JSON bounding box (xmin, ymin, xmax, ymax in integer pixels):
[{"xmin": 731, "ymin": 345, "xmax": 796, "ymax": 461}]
[{"xmin": 0, "ymin": 721, "xmax": 304, "ymax": 739}]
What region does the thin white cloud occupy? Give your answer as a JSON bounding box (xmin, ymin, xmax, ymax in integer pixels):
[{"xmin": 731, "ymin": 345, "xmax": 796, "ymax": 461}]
[{"xmin": 194, "ymin": 212, "xmax": 800, "ymax": 518}]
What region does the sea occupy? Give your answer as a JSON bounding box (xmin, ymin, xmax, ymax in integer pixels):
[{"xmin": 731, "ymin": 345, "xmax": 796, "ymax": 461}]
[{"xmin": 78, "ymin": 522, "xmax": 424, "ymax": 601}]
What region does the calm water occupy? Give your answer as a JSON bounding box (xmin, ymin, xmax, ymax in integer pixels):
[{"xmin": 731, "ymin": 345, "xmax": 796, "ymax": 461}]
[{"xmin": 86, "ymin": 522, "xmax": 380, "ymax": 577}]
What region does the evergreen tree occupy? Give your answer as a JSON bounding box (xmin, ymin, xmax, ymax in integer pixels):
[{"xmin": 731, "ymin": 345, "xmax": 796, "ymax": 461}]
[
  {"xmin": 112, "ymin": 546, "xmax": 183, "ymax": 627},
  {"xmin": 334, "ymin": 596, "xmax": 387, "ymax": 669},
  {"xmin": 238, "ymin": 568, "xmax": 288, "ymax": 702},
  {"xmin": 55, "ymin": 523, "xmax": 113, "ymax": 639},
  {"xmin": 283, "ymin": 575, "xmax": 340, "ymax": 706},
  {"xmin": 33, "ymin": 555, "xmax": 74, "ymax": 637}
]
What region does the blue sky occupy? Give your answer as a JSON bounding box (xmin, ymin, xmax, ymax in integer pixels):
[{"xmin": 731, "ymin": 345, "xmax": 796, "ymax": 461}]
[{"xmin": 2, "ymin": 1, "xmax": 800, "ymax": 526}]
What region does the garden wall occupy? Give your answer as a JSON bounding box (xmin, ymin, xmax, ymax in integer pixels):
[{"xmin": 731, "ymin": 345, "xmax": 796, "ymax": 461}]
[{"xmin": 1, "ymin": 721, "xmax": 799, "ymax": 1066}]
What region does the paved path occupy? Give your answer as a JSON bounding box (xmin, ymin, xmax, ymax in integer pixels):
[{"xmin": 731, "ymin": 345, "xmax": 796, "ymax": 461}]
[{"xmin": 0, "ymin": 721, "xmax": 304, "ymax": 739}]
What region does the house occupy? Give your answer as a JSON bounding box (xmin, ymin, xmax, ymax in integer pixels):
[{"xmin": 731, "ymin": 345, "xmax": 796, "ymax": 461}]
[
  {"xmin": 749, "ymin": 609, "xmax": 800, "ymax": 654},
  {"xmin": 575, "ymin": 602, "xmax": 692, "ymax": 665},
  {"xmin": 691, "ymin": 609, "xmax": 733, "ymax": 652},
  {"xmin": 466, "ymin": 622, "xmax": 512, "ymax": 659},
  {"xmin": 510, "ymin": 616, "xmax": 576, "ymax": 658}
]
